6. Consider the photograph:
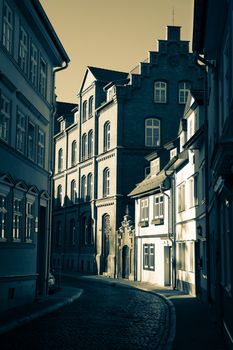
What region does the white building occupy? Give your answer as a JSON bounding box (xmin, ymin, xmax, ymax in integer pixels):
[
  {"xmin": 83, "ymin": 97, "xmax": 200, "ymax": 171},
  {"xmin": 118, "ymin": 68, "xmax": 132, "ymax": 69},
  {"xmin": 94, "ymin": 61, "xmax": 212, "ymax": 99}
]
[{"xmin": 129, "ymin": 151, "xmax": 172, "ymax": 286}]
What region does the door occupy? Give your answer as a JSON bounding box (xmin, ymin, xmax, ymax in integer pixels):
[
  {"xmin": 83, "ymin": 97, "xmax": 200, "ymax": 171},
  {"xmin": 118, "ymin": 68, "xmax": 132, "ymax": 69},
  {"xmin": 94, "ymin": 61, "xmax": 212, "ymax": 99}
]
[{"xmin": 122, "ymin": 245, "xmax": 130, "ymax": 279}]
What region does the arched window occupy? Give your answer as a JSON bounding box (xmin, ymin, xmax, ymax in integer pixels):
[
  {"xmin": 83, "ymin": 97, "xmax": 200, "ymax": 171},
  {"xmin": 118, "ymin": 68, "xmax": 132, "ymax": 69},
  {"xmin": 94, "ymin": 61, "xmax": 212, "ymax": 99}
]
[
  {"xmin": 57, "ymin": 185, "xmax": 62, "ymax": 206},
  {"xmin": 102, "ymin": 214, "xmax": 110, "ymax": 272},
  {"xmin": 70, "ymin": 219, "xmax": 75, "ymax": 245},
  {"xmin": 179, "ymin": 81, "xmax": 191, "ymax": 104},
  {"xmin": 88, "ymin": 96, "xmax": 94, "ymax": 118},
  {"xmin": 81, "ymin": 133, "xmax": 87, "ymax": 161},
  {"xmin": 145, "ymin": 118, "xmax": 160, "ymax": 147},
  {"xmin": 154, "ymin": 81, "xmax": 167, "ymax": 103},
  {"xmin": 70, "ymin": 179, "xmax": 76, "ymax": 203},
  {"xmin": 82, "ymin": 100, "xmax": 87, "ymax": 122},
  {"xmin": 81, "ymin": 215, "xmax": 88, "ymax": 245},
  {"xmin": 81, "ymin": 175, "xmax": 87, "ymax": 200},
  {"xmin": 87, "ymin": 217, "xmax": 94, "ymax": 245},
  {"xmin": 58, "ymin": 148, "xmax": 63, "ymax": 172},
  {"xmin": 56, "ymin": 221, "xmax": 62, "ymax": 246},
  {"xmin": 104, "ymin": 121, "xmax": 110, "ymax": 152},
  {"xmin": 88, "ymin": 130, "xmax": 93, "ymax": 158},
  {"xmin": 103, "ymin": 168, "xmax": 110, "ymax": 197},
  {"xmin": 71, "ymin": 140, "xmax": 77, "ymax": 166},
  {"xmin": 87, "ymin": 173, "xmax": 93, "ymax": 200}
]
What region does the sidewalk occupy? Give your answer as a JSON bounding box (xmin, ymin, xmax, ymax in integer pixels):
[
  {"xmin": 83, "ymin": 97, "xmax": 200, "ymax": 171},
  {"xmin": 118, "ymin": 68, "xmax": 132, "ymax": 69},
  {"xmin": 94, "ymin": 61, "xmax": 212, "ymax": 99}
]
[
  {"xmin": 0, "ymin": 286, "xmax": 83, "ymax": 336},
  {"xmin": 0, "ymin": 273, "xmax": 226, "ymax": 349}
]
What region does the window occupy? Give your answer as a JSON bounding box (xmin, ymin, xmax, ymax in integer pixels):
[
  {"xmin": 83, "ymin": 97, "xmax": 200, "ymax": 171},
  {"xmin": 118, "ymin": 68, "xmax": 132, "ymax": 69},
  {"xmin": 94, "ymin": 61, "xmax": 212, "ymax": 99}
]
[
  {"xmin": 81, "ymin": 175, "xmax": 87, "ymax": 200},
  {"xmin": 87, "ymin": 217, "xmax": 94, "ymax": 245},
  {"xmin": 87, "ymin": 173, "xmax": 93, "ymax": 200},
  {"xmin": 82, "ymin": 101, "xmax": 87, "ymax": 122},
  {"xmin": 179, "ymin": 82, "xmax": 191, "ymax": 104},
  {"xmin": 16, "ymin": 110, "xmax": 26, "ymax": 153},
  {"xmin": 56, "ymin": 221, "xmax": 62, "ymax": 246},
  {"xmin": 38, "ymin": 129, "xmax": 45, "ymax": 167},
  {"xmin": 81, "ymin": 215, "xmax": 88, "ymax": 245},
  {"xmin": 26, "ymin": 201, "xmax": 34, "ymax": 241},
  {"xmin": 107, "ymin": 86, "xmax": 116, "ymax": 101},
  {"xmin": 18, "ymin": 26, "xmax": 28, "ymax": 74},
  {"xmin": 57, "ymin": 185, "xmax": 62, "ymax": 207},
  {"xmin": 88, "ymin": 96, "xmax": 94, "ymax": 118},
  {"xmin": 30, "ymin": 43, "xmax": 38, "ymax": 86},
  {"xmin": 103, "ymin": 121, "xmax": 110, "ymax": 152},
  {"xmin": 13, "ymin": 199, "xmax": 22, "ymax": 241},
  {"xmin": 189, "ymin": 176, "xmax": 198, "ymax": 208},
  {"xmin": 153, "ymin": 194, "xmax": 164, "ymax": 219},
  {"xmin": 3, "ymin": 1, "xmax": 13, "ymax": 54},
  {"xmin": 71, "ymin": 140, "xmax": 77, "ymax": 166},
  {"xmin": 58, "ymin": 148, "xmax": 63, "ymax": 172},
  {"xmin": 145, "ymin": 118, "xmax": 160, "ymax": 147},
  {"xmin": 70, "ymin": 219, "xmax": 75, "ymax": 246},
  {"xmin": 154, "ymin": 81, "xmax": 167, "ymax": 103},
  {"xmin": 28, "ymin": 122, "xmax": 35, "ymax": 161},
  {"xmin": 170, "ymin": 148, "xmax": 177, "ymax": 159},
  {"xmin": 178, "ymin": 242, "xmax": 186, "ymax": 270},
  {"xmin": 39, "ymin": 57, "xmax": 47, "ymax": 97},
  {"xmin": 178, "ymin": 183, "xmax": 185, "ymax": 212},
  {"xmin": 88, "ymin": 130, "xmax": 93, "ymax": 158},
  {"xmin": 189, "ymin": 178, "xmax": 194, "ymax": 208},
  {"xmin": 81, "ymin": 133, "xmax": 87, "ymax": 161},
  {"xmin": 189, "ymin": 241, "xmax": 194, "ymax": 272},
  {"xmin": 103, "ymin": 168, "xmax": 110, "ymax": 197},
  {"xmin": 0, "ymin": 94, "xmax": 11, "ymax": 142},
  {"xmin": 0, "ymin": 195, "xmax": 7, "ymax": 240},
  {"xmin": 150, "ymin": 158, "xmax": 160, "ymax": 175},
  {"xmin": 143, "ymin": 244, "xmax": 155, "ymax": 270},
  {"xmin": 140, "ymin": 198, "xmax": 149, "ymax": 223},
  {"xmin": 70, "ymin": 180, "xmax": 76, "ymax": 203}
]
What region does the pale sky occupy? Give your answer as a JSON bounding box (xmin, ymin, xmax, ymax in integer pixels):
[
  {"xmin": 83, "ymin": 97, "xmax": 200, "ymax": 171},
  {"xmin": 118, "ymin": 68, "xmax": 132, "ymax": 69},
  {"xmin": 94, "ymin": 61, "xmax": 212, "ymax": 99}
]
[{"xmin": 40, "ymin": 0, "xmax": 194, "ymax": 103}]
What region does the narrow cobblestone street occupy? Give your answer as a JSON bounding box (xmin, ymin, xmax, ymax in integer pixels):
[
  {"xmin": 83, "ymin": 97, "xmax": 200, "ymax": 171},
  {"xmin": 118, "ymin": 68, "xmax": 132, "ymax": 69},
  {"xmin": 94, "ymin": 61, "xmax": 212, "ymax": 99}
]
[{"xmin": 0, "ymin": 276, "xmax": 171, "ymax": 350}]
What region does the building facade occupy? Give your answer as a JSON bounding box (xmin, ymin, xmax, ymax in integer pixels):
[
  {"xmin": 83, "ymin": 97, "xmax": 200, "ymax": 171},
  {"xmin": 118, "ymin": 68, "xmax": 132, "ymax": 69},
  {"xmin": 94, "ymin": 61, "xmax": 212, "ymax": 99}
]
[
  {"xmin": 193, "ymin": 0, "xmax": 233, "ymax": 346},
  {"xmin": 0, "ymin": 0, "xmax": 69, "ymax": 311},
  {"xmin": 52, "ymin": 26, "xmax": 202, "ymax": 278}
]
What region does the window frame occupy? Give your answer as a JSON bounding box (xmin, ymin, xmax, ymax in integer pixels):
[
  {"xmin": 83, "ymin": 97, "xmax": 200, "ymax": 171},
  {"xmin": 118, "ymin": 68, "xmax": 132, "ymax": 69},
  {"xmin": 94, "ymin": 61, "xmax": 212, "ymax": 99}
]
[
  {"xmin": 19, "ymin": 25, "xmax": 28, "ymax": 74},
  {"xmin": 58, "ymin": 148, "xmax": 63, "ymax": 172},
  {"xmin": 81, "ymin": 133, "xmax": 87, "ymax": 161},
  {"xmin": 13, "ymin": 198, "xmax": 23, "ymax": 241},
  {"xmin": 103, "ymin": 121, "xmax": 111, "ymax": 152},
  {"xmin": 71, "ymin": 140, "xmax": 77, "ymax": 166},
  {"xmin": 103, "ymin": 168, "xmax": 110, "ymax": 198},
  {"xmin": 0, "ymin": 194, "xmax": 8, "ymax": 241},
  {"xmin": 88, "ymin": 96, "xmax": 94, "ymax": 118},
  {"xmin": 145, "ymin": 118, "xmax": 160, "ymax": 147},
  {"xmin": 0, "ymin": 93, "xmax": 11, "ymax": 142},
  {"xmin": 82, "ymin": 100, "xmax": 87, "ymax": 123},
  {"xmin": 143, "ymin": 244, "xmax": 155, "ymax": 270},
  {"xmin": 153, "ymin": 194, "xmax": 164, "ymax": 219},
  {"xmin": 70, "ymin": 179, "xmax": 76, "ymax": 204},
  {"xmin": 37, "ymin": 129, "xmax": 45, "ymax": 167},
  {"xmin": 154, "ymin": 81, "xmax": 167, "ymax": 103},
  {"xmin": 3, "ymin": 1, "xmax": 14, "ymax": 54},
  {"xmin": 88, "ymin": 130, "xmax": 93, "ymax": 158},
  {"xmin": 140, "ymin": 198, "xmax": 149, "ymax": 223},
  {"xmin": 178, "ymin": 81, "xmax": 191, "ymax": 104}
]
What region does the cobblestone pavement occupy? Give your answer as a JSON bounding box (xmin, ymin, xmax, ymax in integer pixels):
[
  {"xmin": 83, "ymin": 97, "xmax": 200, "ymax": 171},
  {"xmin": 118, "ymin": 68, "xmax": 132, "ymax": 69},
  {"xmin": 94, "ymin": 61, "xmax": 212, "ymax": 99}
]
[{"xmin": 0, "ymin": 276, "xmax": 171, "ymax": 350}]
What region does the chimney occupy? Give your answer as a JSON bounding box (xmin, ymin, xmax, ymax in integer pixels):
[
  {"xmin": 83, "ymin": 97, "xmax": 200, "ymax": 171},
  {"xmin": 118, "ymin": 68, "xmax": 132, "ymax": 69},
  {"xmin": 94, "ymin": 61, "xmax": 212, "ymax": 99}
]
[{"xmin": 167, "ymin": 26, "xmax": 181, "ymax": 41}]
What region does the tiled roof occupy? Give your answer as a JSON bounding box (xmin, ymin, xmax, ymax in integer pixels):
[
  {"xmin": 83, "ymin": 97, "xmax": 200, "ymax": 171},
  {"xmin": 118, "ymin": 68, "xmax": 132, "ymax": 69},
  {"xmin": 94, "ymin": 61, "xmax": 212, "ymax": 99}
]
[
  {"xmin": 87, "ymin": 66, "xmax": 128, "ymax": 82},
  {"xmin": 128, "ymin": 172, "xmax": 167, "ymax": 198}
]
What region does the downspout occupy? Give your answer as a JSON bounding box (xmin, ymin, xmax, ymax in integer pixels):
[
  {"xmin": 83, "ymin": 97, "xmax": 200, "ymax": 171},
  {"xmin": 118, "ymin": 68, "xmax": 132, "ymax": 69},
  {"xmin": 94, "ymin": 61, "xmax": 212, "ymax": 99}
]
[{"xmin": 47, "ymin": 61, "xmax": 69, "ymax": 294}]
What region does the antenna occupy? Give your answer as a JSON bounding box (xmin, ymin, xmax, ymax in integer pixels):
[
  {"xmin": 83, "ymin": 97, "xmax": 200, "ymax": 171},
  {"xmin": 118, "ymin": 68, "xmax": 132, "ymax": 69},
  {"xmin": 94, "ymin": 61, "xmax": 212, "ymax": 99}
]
[{"xmin": 172, "ymin": 6, "xmax": 175, "ymax": 26}]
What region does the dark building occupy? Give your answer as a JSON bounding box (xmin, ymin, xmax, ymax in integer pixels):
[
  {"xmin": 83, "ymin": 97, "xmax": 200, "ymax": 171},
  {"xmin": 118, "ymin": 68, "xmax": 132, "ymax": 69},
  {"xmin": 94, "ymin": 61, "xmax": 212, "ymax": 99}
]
[
  {"xmin": 0, "ymin": 0, "xmax": 69, "ymax": 311},
  {"xmin": 193, "ymin": 0, "xmax": 233, "ymax": 347},
  {"xmin": 52, "ymin": 26, "xmax": 203, "ymax": 279}
]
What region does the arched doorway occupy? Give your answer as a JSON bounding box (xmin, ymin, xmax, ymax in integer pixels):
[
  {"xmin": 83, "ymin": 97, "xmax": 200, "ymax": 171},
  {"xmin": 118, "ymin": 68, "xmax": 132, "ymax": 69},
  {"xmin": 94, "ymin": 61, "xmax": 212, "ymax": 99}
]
[{"xmin": 122, "ymin": 245, "xmax": 130, "ymax": 279}]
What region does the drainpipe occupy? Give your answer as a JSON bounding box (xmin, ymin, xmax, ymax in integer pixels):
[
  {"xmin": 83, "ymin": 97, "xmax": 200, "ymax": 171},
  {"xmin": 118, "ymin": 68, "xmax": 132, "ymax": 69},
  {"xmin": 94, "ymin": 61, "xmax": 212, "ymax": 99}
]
[{"xmin": 47, "ymin": 61, "xmax": 69, "ymax": 294}]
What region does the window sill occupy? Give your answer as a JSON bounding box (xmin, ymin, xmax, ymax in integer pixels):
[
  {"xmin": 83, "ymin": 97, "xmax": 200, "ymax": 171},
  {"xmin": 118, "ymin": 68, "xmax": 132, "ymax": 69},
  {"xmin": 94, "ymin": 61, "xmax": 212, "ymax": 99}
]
[
  {"xmin": 151, "ymin": 218, "xmax": 164, "ymax": 225},
  {"xmin": 138, "ymin": 221, "xmax": 149, "ymax": 227},
  {"xmin": 143, "ymin": 267, "xmax": 155, "ymax": 271}
]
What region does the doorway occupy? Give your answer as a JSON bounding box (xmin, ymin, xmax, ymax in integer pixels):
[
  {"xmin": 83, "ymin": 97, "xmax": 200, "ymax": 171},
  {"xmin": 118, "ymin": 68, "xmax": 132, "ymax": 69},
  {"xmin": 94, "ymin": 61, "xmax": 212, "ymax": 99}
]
[{"xmin": 122, "ymin": 245, "xmax": 130, "ymax": 279}]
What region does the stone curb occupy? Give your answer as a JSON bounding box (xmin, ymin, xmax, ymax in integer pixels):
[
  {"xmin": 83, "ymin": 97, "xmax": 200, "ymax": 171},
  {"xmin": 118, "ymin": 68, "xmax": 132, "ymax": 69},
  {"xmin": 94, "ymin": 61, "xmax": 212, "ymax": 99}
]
[{"xmin": 0, "ymin": 289, "xmax": 83, "ymax": 336}]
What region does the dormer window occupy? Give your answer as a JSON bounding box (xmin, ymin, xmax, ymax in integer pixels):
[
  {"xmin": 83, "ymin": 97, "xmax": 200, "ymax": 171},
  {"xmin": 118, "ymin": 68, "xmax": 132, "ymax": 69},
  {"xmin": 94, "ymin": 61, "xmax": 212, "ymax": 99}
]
[
  {"xmin": 151, "ymin": 158, "xmax": 160, "ymax": 175},
  {"xmin": 170, "ymin": 148, "xmax": 177, "ymax": 159},
  {"xmin": 107, "ymin": 86, "xmax": 116, "ymax": 101},
  {"xmin": 60, "ymin": 120, "xmax": 65, "ymax": 132}
]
